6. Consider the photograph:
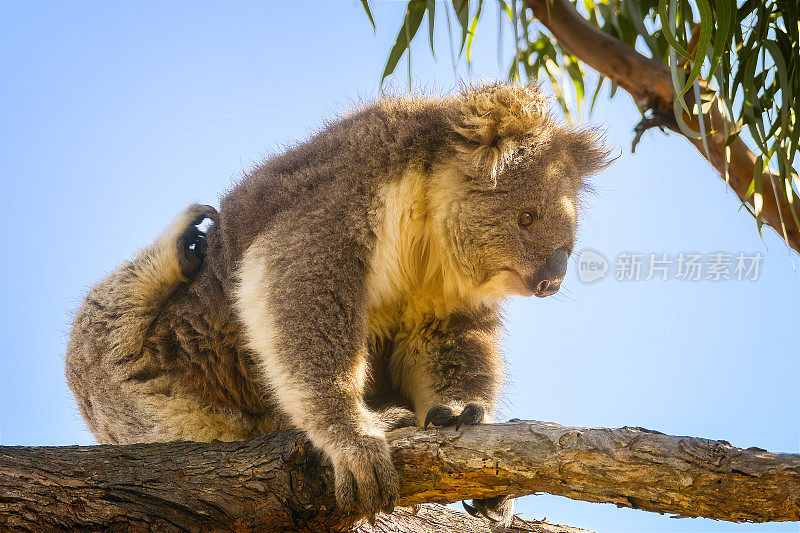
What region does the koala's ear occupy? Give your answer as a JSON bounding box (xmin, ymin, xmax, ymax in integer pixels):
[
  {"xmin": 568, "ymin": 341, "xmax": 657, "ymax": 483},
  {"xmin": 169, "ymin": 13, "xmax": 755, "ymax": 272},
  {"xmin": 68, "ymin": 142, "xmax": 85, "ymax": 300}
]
[
  {"xmin": 556, "ymin": 127, "xmax": 615, "ymax": 177},
  {"xmin": 447, "ymin": 84, "xmax": 550, "ymax": 180}
]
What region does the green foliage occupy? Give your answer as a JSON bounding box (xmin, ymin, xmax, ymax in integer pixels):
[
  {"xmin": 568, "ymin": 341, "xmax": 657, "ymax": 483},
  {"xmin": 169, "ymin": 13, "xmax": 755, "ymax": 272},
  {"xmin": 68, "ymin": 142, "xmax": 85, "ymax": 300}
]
[
  {"xmin": 381, "ymin": 1, "xmax": 427, "ymax": 87},
  {"xmin": 361, "ymin": 0, "xmax": 799, "ymax": 243},
  {"xmin": 360, "ymin": 0, "xmax": 376, "ymax": 32}
]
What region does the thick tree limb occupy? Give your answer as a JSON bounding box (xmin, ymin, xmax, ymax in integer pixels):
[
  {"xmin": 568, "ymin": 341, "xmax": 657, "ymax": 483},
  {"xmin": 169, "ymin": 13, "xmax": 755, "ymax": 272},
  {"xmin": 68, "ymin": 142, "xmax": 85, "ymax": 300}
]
[
  {"xmin": 526, "ymin": 0, "xmax": 800, "ymax": 254},
  {"xmin": 1, "ymin": 421, "xmax": 798, "ymax": 531}
]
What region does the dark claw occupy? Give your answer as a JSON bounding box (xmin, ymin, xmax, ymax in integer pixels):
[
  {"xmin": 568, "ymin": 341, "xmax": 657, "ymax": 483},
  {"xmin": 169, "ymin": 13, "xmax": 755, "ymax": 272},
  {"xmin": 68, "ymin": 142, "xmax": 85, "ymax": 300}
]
[
  {"xmin": 455, "ymin": 403, "xmax": 484, "ymax": 430},
  {"xmin": 178, "ymin": 230, "xmax": 203, "ymax": 278},
  {"xmin": 426, "ymin": 403, "xmax": 486, "ymax": 430},
  {"xmin": 424, "ymin": 405, "xmax": 455, "ymax": 429},
  {"xmin": 462, "ymin": 498, "xmax": 501, "ymax": 523},
  {"xmin": 462, "ymin": 500, "xmax": 481, "ymax": 518},
  {"xmin": 466, "ymin": 495, "xmax": 514, "ymax": 525},
  {"xmin": 193, "ymin": 233, "xmax": 207, "ymax": 256},
  {"xmin": 178, "ymin": 208, "xmax": 217, "ymax": 279}
]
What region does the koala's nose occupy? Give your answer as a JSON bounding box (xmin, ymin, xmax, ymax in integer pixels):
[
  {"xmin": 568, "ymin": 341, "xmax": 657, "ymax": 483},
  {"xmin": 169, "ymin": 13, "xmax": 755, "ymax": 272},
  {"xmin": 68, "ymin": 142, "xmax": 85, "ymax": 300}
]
[{"xmin": 531, "ymin": 246, "xmax": 570, "ymax": 297}]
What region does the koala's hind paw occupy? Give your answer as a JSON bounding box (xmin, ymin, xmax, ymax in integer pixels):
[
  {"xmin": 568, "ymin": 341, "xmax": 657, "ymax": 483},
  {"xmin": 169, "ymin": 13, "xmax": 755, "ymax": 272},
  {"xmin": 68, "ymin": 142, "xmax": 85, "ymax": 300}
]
[
  {"xmin": 463, "ymin": 495, "xmax": 515, "ymax": 530},
  {"xmin": 424, "ymin": 402, "xmax": 485, "ymax": 430},
  {"xmin": 176, "ymin": 204, "xmax": 218, "ymax": 279},
  {"xmin": 332, "ymin": 433, "xmax": 398, "ymax": 523}
]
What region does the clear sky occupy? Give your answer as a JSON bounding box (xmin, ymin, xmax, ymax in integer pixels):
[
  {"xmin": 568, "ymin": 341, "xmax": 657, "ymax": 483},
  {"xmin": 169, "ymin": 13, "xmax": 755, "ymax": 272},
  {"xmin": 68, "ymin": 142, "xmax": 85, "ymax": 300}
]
[{"xmin": 1, "ymin": 2, "xmax": 797, "ymax": 532}]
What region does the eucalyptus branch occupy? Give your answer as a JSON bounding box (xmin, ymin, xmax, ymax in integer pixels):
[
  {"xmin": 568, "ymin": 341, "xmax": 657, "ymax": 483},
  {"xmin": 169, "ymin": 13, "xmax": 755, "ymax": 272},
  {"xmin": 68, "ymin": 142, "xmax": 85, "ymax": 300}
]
[
  {"xmin": 2, "ymin": 421, "xmax": 798, "ymax": 531},
  {"xmin": 525, "ymin": 0, "xmax": 800, "ymax": 253}
]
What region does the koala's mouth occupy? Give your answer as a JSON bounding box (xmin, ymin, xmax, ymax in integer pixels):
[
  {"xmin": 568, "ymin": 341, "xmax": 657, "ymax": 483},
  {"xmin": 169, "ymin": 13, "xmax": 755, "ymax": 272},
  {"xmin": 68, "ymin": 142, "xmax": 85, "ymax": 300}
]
[
  {"xmin": 495, "ymin": 248, "xmax": 571, "ymax": 298},
  {"xmin": 497, "ymin": 269, "xmax": 534, "ymax": 297},
  {"xmin": 529, "ymin": 276, "xmax": 562, "ymax": 298}
]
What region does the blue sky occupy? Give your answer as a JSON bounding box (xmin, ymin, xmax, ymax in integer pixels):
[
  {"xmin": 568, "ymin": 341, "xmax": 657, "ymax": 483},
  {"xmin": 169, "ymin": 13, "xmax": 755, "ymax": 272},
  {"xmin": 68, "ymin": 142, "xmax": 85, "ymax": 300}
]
[{"xmin": 1, "ymin": 2, "xmax": 797, "ymax": 532}]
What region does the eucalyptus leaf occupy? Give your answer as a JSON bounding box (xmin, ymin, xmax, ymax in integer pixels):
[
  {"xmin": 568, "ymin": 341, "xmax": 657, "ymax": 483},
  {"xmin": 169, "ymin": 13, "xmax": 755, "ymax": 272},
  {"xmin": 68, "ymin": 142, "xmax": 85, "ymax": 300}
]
[
  {"xmin": 427, "ymin": 0, "xmax": 436, "ymax": 57},
  {"xmin": 453, "ymin": 0, "xmax": 470, "ymax": 54},
  {"xmin": 658, "ymin": 0, "xmax": 693, "ymax": 61},
  {"xmin": 762, "ymin": 41, "xmax": 790, "ymax": 149},
  {"xmin": 589, "ymin": 75, "xmax": 605, "ymax": 116},
  {"xmin": 753, "ymin": 154, "xmax": 764, "ymax": 219},
  {"xmin": 624, "ymin": 0, "xmax": 659, "ymax": 56},
  {"xmin": 706, "ymin": 0, "xmax": 734, "ymax": 79},
  {"xmin": 675, "ymin": 0, "xmax": 712, "ymax": 99},
  {"xmin": 380, "ymin": 0, "xmax": 427, "ymax": 86},
  {"xmin": 466, "ymin": 0, "xmax": 485, "ymax": 64},
  {"xmin": 360, "ymin": 0, "xmax": 376, "ymax": 32}
]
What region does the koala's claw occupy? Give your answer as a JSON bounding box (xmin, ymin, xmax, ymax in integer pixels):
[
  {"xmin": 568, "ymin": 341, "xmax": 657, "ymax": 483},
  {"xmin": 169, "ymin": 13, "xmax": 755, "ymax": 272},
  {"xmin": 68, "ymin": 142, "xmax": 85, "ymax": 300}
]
[
  {"xmin": 463, "ymin": 500, "xmax": 483, "ymax": 518},
  {"xmin": 424, "ymin": 402, "xmax": 485, "ymax": 430},
  {"xmin": 455, "ymin": 403, "xmax": 485, "ymax": 430},
  {"xmin": 177, "ymin": 204, "xmax": 218, "ymax": 279},
  {"xmin": 463, "ymin": 495, "xmax": 515, "ymax": 528},
  {"xmin": 423, "ymin": 405, "xmax": 453, "ymax": 429}
]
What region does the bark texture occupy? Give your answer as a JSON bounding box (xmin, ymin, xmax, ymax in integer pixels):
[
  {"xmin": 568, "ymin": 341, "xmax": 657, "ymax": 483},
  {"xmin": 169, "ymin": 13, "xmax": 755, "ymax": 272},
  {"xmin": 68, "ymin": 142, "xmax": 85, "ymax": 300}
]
[
  {"xmin": 526, "ymin": 0, "xmax": 800, "ymax": 254},
  {"xmin": 1, "ymin": 421, "xmax": 798, "ymax": 531},
  {"xmin": 358, "ymin": 504, "xmax": 593, "ymax": 532}
]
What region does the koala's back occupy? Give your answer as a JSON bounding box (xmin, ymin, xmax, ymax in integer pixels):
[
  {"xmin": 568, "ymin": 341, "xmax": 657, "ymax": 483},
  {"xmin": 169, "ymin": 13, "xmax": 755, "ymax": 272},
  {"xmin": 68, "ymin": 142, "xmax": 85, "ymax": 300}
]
[
  {"xmin": 131, "ymin": 108, "xmax": 410, "ymax": 438},
  {"xmin": 70, "ymin": 97, "xmax": 456, "ymax": 444}
]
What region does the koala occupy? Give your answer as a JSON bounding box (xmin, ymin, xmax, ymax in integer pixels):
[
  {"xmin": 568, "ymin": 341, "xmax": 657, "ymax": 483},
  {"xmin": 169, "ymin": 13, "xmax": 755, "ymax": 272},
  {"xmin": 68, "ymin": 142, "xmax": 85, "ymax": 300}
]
[{"xmin": 66, "ymin": 84, "xmax": 610, "ymax": 526}]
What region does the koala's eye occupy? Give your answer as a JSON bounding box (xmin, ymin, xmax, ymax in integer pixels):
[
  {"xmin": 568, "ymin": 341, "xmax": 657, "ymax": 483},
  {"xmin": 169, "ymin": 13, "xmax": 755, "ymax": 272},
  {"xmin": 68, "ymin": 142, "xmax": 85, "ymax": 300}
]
[{"xmin": 518, "ymin": 211, "xmax": 535, "ymax": 227}]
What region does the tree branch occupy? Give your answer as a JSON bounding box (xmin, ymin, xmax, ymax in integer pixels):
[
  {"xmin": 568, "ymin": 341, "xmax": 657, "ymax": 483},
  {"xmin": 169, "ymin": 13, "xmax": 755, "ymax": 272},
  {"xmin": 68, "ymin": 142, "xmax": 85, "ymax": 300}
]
[
  {"xmin": 1, "ymin": 421, "xmax": 798, "ymax": 531},
  {"xmin": 526, "ymin": 0, "xmax": 800, "ymax": 254},
  {"xmin": 362, "ymin": 504, "xmax": 593, "ymax": 533}
]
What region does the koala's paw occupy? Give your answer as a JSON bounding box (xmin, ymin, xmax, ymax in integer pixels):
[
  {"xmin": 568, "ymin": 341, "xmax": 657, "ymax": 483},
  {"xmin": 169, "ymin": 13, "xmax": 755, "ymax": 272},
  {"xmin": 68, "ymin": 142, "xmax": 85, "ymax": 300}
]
[
  {"xmin": 463, "ymin": 495, "xmax": 515, "ymax": 530},
  {"xmin": 424, "ymin": 402, "xmax": 485, "ymax": 430},
  {"xmin": 378, "ymin": 407, "xmax": 418, "ymax": 431},
  {"xmin": 175, "ymin": 204, "xmax": 218, "ymax": 279},
  {"xmin": 332, "ymin": 434, "xmax": 398, "ymax": 523}
]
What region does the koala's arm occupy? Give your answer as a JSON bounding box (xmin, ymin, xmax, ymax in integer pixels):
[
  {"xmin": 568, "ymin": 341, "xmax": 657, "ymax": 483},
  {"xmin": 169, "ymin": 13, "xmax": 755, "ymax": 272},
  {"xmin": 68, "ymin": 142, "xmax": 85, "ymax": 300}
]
[
  {"xmin": 397, "ymin": 305, "xmax": 505, "ymax": 428},
  {"xmin": 235, "ymin": 217, "xmax": 397, "ymax": 520}
]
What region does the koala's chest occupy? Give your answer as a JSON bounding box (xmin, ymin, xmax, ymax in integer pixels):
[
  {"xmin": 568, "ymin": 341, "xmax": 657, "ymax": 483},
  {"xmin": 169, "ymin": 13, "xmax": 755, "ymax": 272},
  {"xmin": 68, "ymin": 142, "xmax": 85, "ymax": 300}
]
[
  {"xmin": 363, "ymin": 299, "xmax": 435, "ymax": 408},
  {"xmin": 364, "ymin": 295, "xmax": 451, "ymax": 383}
]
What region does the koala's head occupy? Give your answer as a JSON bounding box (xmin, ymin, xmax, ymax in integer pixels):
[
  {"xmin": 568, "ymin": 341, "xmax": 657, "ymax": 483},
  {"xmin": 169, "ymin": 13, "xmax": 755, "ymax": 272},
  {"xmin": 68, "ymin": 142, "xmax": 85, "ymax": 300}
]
[{"xmin": 431, "ymin": 84, "xmax": 611, "ymax": 300}]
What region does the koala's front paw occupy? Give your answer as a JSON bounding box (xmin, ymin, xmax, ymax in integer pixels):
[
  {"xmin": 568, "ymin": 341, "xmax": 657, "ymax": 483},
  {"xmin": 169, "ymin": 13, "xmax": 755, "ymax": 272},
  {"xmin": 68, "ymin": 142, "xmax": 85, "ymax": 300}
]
[
  {"xmin": 464, "ymin": 495, "xmax": 515, "ymax": 529},
  {"xmin": 175, "ymin": 204, "xmax": 218, "ymax": 279},
  {"xmin": 424, "ymin": 402, "xmax": 485, "ymax": 430},
  {"xmin": 332, "ymin": 433, "xmax": 398, "ymax": 522},
  {"xmin": 378, "ymin": 406, "xmax": 417, "ymax": 431}
]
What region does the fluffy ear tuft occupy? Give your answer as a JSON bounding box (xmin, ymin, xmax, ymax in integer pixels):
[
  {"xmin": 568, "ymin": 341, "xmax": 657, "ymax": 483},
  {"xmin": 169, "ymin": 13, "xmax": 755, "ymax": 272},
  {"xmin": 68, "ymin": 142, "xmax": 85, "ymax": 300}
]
[
  {"xmin": 556, "ymin": 127, "xmax": 615, "ymax": 179},
  {"xmin": 448, "ymin": 83, "xmax": 551, "ymax": 181}
]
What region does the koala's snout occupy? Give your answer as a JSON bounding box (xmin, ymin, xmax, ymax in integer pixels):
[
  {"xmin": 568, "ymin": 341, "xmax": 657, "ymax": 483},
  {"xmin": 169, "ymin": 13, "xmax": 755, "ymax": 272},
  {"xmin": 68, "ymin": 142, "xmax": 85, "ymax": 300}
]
[{"xmin": 531, "ymin": 246, "xmax": 570, "ymax": 297}]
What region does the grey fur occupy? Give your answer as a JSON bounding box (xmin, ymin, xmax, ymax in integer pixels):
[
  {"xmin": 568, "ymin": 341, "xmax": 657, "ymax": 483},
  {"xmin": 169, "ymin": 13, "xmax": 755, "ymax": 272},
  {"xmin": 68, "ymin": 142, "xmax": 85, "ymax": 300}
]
[{"xmin": 65, "ymin": 84, "xmax": 610, "ymax": 523}]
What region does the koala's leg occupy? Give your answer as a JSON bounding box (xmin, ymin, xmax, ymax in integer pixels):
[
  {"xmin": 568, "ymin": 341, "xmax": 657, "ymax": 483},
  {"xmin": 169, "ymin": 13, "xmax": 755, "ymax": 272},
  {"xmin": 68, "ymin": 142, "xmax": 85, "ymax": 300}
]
[
  {"xmin": 395, "ymin": 304, "xmax": 514, "ymax": 527},
  {"xmin": 66, "ymin": 204, "xmax": 217, "ymax": 443},
  {"xmin": 85, "ymin": 203, "xmax": 216, "ymax": 360},
  {"xmin": 236, "ymin": 230, "xmax": 397, "ymax": 521}
]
